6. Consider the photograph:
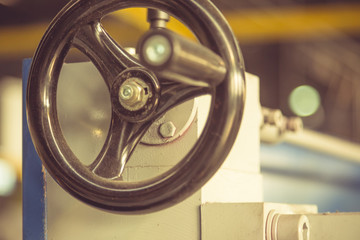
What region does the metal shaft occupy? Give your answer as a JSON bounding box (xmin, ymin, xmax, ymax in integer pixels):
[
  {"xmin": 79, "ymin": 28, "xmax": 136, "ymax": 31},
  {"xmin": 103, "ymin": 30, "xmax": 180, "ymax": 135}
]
[
  {"xmin": 139, "ymin": 29, "xmax": 227, "ymax": 86},
  {"xmin": 147, "ymin": 9, "xmax": 169, "ymax": 28}
]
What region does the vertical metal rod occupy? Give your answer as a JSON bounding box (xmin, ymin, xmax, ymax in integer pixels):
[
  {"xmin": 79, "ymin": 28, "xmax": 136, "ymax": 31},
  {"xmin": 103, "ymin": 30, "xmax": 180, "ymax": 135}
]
[{"xmin": 147, "ymin": 9, "xmax": 169, "ymax": 28}]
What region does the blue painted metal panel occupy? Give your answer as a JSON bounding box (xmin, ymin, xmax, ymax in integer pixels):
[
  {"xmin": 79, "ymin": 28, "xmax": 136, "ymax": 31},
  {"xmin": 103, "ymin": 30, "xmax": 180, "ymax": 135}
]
[
  {"xmin": 22, "ymin": 58, "xmax": 47, "ymax": 240},
  {"xmin": 261, "ymin": 142, "xmax": 360, "ymax": 212}
]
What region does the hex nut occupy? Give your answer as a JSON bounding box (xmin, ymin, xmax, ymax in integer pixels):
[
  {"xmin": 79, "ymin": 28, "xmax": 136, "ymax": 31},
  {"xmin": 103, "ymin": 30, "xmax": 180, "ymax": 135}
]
[
  {"xmin": 118, "ymin": 78, "xmax": 150, "ymax": 111},
  {"xmin": 159, "ymin": 121, "xmax": 176, "ymax": 138}
]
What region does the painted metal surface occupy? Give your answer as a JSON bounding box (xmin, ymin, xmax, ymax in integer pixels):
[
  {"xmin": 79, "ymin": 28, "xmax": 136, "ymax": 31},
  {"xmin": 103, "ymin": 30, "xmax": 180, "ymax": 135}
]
[
  {"xmin": 307, "ymin": 212, "xmax": 360, "ymax": 240},
  {"xmin": 22, "ymin": 58, "xmax": 47, "ymax": 240},
  {"xmin": 45, "ymin": 70, "xmax": 260, "ymax": 239},
  {"xmin": 201, "ymin": 202, "xmax": 317, "ymax": 240}
]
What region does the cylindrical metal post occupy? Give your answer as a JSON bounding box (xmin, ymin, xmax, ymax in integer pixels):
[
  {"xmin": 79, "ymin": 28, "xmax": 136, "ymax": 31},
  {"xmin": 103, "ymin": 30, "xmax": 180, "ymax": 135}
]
[
  {"xmin": 138, "ymin": 29, "xmax": 226, "ymax": 86},
  {"xmin": 272, "ymin": 214, "xmax": 310, "ymax": 240},
  {"xmin": 147, "ymin": 9, "xmax": 169, "ymax": 28}
]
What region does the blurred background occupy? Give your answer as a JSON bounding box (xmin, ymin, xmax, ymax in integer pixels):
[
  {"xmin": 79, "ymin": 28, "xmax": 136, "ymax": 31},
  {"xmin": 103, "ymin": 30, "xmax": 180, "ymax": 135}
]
[{"xmin": 1, "ymin": 0, "xmax": 360, "ymax": 239}]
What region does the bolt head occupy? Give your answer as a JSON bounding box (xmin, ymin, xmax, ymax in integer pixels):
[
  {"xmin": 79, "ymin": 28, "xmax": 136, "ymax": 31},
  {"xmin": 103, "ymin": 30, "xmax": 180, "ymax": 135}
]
[
  {"xmin": 120, "ymin": 85, "xmax": 134, "ymax": 100},
  {"xmin": 159, "ymin": 122, "xmax": 176, "ymax": 138}
]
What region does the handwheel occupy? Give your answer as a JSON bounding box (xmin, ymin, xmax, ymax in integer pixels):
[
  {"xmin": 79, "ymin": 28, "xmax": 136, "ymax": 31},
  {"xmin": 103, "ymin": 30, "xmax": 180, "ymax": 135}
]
[{"xmin": 26, "ymin": 0, "xmax": 246, "ymax": 213}]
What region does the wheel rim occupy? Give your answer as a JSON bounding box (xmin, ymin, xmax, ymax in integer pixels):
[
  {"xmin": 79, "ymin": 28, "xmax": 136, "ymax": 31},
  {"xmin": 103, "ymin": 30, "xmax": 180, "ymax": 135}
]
[{"xmin": 27, "ymin": 0, "xmax": 246, "ymax": 213}]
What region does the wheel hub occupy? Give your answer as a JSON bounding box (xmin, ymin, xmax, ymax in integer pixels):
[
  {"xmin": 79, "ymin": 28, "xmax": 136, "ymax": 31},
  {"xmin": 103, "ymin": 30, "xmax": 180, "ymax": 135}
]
[
  {"xmin": 118, "ymin": 77, "xmax": 151, "ymax": 111},
  {"xmin": 111, "ymin": 67, "xmax": 160, "ymax": 122}
]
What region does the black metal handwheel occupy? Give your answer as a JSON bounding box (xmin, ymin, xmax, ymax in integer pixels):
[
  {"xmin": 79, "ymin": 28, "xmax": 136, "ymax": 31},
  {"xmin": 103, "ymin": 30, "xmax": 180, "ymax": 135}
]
[{"xmin": 27, "ymin": 0, "xmax": 246, "ymax": 213}]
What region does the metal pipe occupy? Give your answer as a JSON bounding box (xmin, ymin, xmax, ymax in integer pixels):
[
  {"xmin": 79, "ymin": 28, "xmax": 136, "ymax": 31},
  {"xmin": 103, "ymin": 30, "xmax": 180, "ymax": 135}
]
[{"xmin": 138, "ymin": 29, "xmax": 226, "ymax": 86}]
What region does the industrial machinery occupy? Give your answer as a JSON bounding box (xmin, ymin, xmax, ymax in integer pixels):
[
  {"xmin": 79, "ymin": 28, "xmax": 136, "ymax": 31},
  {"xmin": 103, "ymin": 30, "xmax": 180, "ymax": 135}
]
[
  {"xmin": 26, "ymin": 0, "xmax": 245, "ymax": 213},
  {"xmin": 23, "ymin": 0, "xmax": 360, "ymax": 239}
]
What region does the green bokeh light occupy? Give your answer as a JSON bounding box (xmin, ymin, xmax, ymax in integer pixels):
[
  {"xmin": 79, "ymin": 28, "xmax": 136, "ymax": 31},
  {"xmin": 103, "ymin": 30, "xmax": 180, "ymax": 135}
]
[{"xmin": 289, "ymin": 85, "xmax": 321, "ymax": 117}]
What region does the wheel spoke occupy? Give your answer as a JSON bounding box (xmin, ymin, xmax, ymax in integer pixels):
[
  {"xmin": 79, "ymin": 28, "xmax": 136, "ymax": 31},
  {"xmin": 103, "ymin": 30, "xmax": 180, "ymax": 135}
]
[
  {"xmin": 154, "ymin": 81, "xmax": 212, "ymax": 119},
  {"xmin": 73, "ymin": 21, "xmax": 141, "ymax": 88},
  {"xmin": 89, "ymin": 112, "xmax": 152, "ymax": 179}
]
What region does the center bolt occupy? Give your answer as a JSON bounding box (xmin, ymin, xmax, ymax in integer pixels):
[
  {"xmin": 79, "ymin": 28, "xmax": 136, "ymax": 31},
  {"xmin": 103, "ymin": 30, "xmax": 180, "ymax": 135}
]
[
  {"xmin": 118, "ymin": 78, "xmax": 150, "ymax": 111},
  {"xmin": 120, "ymin": 85, "xmax": 134, "ymax": 100}
]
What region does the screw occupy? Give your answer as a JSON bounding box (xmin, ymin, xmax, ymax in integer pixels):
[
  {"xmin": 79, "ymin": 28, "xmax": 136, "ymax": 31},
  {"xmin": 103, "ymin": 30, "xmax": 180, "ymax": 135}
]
[
  {"xmin": 120, "ymin": 85, "xmax": 134, "ymax": 100},
  {"xmin": 159, "ymin": 121, "xmax": 176, "ymax": 138}
]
